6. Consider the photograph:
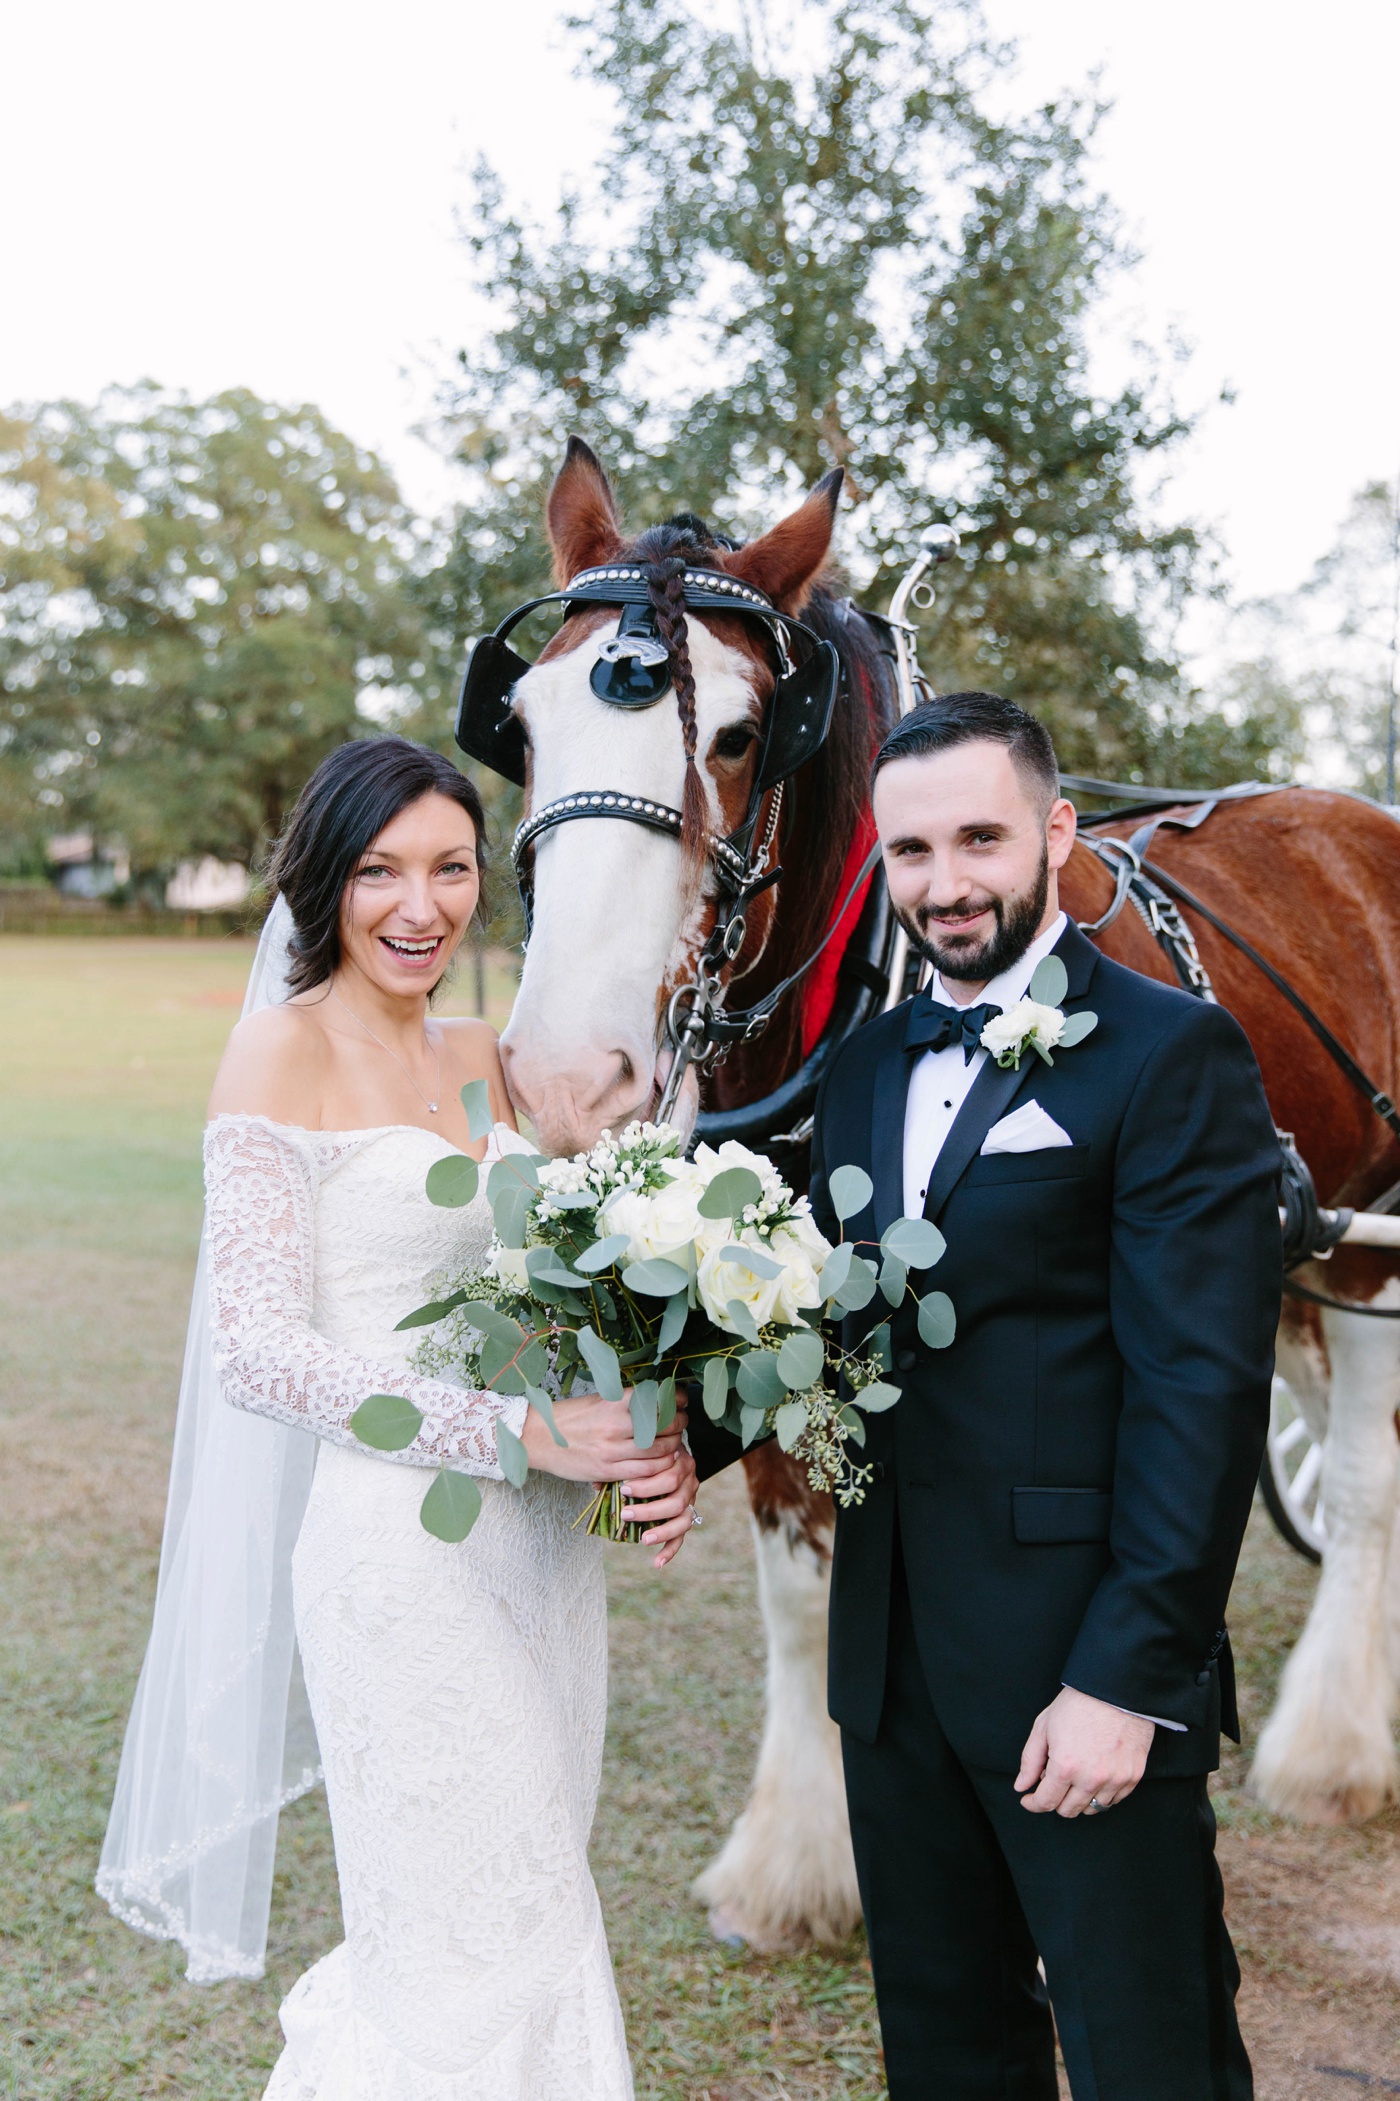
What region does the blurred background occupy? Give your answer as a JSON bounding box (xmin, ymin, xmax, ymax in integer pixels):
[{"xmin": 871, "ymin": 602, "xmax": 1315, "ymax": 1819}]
[{"xmin": 4, "ymin": 0, "xmax": 1398, "ymax": 939}]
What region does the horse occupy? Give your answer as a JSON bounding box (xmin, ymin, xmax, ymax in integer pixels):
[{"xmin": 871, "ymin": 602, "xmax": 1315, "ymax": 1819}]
[
  {"xmin": 488, "ymin": 441, "xmax": 1400, "ymax": 1960},
  {"xmin": 1058, "ymin": 793, "xmax": 1400, "ymax": 1825}
]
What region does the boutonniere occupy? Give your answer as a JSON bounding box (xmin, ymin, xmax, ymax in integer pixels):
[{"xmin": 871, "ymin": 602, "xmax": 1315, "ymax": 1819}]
[{"xmin": 980, "ymin": 955, "xmax": 1098, "ymax": 1071}]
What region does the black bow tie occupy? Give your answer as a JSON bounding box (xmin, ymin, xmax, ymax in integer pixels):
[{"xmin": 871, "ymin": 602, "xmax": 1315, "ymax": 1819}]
[{"xmin": 904, "ymin": 996, "xmax": 1004, "ymax": 1064}]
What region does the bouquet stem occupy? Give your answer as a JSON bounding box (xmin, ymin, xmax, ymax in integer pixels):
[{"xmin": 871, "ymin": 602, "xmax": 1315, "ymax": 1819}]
[{"xmin": 579, "ymin": 1481, "xmax": 645, "ymax": 1545}]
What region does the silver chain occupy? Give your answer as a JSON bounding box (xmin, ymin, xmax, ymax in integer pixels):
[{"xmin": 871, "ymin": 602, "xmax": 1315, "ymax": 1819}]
[{"xmin": 329, "ymin": 989, "xmax": 443, "ymax": 1113}]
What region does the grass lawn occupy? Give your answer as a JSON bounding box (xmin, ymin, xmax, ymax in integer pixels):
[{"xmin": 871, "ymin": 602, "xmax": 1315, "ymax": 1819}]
[{"xmin": 2, "ymin": 935, "xmax": 1397, "ymax": 2100}]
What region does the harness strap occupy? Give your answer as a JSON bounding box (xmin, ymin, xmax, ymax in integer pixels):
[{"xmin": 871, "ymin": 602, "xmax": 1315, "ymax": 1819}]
[
  {"xmin": 1284, "ymin": 1277, "xmax": 1400, "ymax": 1320},
  {"xmin": 1138, "ymin": 857, "xmax": 1400, "ymax": 1145}
]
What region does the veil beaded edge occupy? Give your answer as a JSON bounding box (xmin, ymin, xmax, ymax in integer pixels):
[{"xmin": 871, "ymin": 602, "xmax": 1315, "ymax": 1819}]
[{"xmin": 97, "ymin": 896, "xmax": 323, "ymax": 1984}]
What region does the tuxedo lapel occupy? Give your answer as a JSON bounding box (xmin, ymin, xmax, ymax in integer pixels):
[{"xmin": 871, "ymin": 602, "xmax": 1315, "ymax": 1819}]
[
  {"xmin": 871, "ymin": 1028, "xmax": 913, "ymax": 1238},
  {"xmin": 920, "ymin": 918, "xmax": 1103, "ymax": 1226}
]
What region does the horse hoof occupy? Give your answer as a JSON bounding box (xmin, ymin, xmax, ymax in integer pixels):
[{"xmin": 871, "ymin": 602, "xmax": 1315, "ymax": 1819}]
[{"xmin": 707, "ymin": 1906, "xmax": 749, "ymax": 1948}]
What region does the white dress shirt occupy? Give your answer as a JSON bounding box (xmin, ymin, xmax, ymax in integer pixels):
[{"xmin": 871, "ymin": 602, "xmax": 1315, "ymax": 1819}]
[{"xmin": 901, "ymin": 912, "xmax": 1067, "ymax": 1219}]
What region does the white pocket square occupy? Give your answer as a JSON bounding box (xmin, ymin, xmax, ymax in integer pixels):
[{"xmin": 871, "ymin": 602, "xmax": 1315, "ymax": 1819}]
[{"xmin": 980, "ymin": 1101, "xmax": 1074, "ymax": 1155}]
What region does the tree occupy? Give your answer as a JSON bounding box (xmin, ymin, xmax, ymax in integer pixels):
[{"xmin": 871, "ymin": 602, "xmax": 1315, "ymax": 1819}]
[
  {"xmin": 0, "ymin": 385, "xmax": 429, "ymax": 883},
  {"xmin": 429, "ymin": 0, "xmax": 1241, "ymax": 781}
]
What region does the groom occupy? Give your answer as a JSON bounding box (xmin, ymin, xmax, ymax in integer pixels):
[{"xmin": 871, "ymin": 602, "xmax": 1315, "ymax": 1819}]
[{"xmin": 697, "ymin": 692, "xmax": 1280, "ymax": 2098}]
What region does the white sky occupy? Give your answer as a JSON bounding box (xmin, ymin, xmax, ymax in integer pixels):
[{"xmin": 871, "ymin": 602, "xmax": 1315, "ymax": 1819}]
[{"xmin": 3, "ymin": 0, "xmax": 1397, "ymax": 665}]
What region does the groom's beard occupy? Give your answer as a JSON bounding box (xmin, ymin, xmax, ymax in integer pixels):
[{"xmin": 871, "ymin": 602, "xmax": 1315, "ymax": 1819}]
[{"xmin": 896, "ymin": 847, "xmax": 1050, "ymax": 984}]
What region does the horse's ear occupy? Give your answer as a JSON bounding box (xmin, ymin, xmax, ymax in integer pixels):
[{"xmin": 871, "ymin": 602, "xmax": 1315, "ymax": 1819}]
[
  {"xmin": 725, "ymin": 469, "xmax": 844, "ymax": 613},
  {"xmin": 546, "ymin": 436, "xmax": 624, "ymax": 584}
]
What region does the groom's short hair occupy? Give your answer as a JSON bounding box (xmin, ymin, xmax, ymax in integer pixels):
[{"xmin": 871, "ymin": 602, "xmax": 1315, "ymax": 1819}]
[{"xmin": 871, "ymin": 691, "xmax": 1059, "ymax": 816}]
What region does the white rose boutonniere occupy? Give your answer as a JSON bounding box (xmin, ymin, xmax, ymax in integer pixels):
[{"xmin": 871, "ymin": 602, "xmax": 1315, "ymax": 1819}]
[{"xmin": 980, "ymin": 954, "xmax": 1098, "ymax": 1071}]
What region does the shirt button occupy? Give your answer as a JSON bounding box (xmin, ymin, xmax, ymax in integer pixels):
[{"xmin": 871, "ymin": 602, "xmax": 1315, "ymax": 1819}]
[{"xmin": 895, "ymin": 1349, "xmax": 916, "ymax": 1371}]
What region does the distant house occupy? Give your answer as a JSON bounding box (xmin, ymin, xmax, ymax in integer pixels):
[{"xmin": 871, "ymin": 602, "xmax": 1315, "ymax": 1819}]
[
  {"xmin": 47, "ymin": 832, "xmax": 129, "ymax": 899},
  {"xmin": 165, "ymin": 858, "xmax": 250, "ymax": 911}
]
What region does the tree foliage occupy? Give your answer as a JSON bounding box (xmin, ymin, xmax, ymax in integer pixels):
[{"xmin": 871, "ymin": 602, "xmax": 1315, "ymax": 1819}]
[
  {"xmin": 432, "ymin": 0, "xmax": 1234, "ymax": 778},
  {"xmin": 0, "ymin": 385, "xmax": 428, "ymax": 880}
]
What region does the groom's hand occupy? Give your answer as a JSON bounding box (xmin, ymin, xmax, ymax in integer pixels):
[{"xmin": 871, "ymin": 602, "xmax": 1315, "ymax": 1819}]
[{"xmin": 1014, "ymin": 1686, "xmax": 1155, "ymax": 1817}]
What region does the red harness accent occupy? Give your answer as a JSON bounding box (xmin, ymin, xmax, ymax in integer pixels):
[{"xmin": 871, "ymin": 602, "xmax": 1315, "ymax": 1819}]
[{"xmin": 799, "ymin": 806, "xmax": 879, "ymax": 1055}]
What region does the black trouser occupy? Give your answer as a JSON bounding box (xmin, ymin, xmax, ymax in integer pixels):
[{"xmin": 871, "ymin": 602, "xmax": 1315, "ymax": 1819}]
[{"xmin": 840, "ymin": 1564, "xmax": 1252, "ymax": 2101}]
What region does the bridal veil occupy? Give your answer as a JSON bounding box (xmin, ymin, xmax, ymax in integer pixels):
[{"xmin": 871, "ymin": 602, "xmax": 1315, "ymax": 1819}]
[{"xmin": 98, "ymin": 897, "xmax": 323, "ymax": 1983}]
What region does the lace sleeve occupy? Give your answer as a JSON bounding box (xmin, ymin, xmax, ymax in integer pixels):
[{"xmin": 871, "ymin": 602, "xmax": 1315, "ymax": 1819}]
[{"xmin": 204, "ymin": 1117, "xmax": 527, "ymax": 1476}]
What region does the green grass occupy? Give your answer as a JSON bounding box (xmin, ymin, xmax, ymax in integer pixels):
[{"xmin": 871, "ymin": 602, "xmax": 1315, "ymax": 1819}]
[{"xmin": 1, "ymin": 934, "xmax": 1387, "ymax": 2101}]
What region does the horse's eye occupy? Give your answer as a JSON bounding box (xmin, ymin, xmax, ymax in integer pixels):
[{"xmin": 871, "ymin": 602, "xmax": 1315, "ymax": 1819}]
[{"xmin": 714, "ymin": 724, "xmax": 758, "ymax": 761}]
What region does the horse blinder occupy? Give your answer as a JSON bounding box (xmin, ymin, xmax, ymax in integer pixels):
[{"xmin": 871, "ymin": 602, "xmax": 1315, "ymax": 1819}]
[{"xmin": 455, "ymin": 635, "xmax": 529, "ymax": 788}]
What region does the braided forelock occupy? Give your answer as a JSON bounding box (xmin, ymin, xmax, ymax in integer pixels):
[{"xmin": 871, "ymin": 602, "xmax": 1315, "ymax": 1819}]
[{"xmin": 644, "ymin": 553, "xmax": 709, "ymax": 862}]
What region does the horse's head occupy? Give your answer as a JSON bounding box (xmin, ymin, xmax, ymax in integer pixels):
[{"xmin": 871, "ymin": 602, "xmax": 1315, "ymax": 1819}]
[{"xmin": 498, "ymin": 438, "xmax": 842, "ymax": 1156}]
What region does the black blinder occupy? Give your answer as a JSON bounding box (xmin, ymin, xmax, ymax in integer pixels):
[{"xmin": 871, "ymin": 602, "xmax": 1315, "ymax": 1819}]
[
  {"xmin": 754, "ymin": 639, "xmax": 840, "ymax": 798},
  {"xmin": 455, "ymin": 634, "xmax": 529, "ymax": 787},
  {"xmin": 589, "ymin": 603, "xmax": 673, "ymax": 707}
]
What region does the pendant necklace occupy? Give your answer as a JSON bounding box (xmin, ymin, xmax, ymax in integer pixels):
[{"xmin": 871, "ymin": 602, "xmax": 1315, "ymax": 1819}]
[{"xmin": 330, "ymin": 990, "xmax": 442, "ymax": 1113}]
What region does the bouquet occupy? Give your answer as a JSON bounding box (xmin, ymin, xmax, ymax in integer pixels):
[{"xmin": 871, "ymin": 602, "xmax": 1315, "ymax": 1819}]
[{"xmin": 349, "ymin": 1086, "xmax": 955, "ymax": 1544}]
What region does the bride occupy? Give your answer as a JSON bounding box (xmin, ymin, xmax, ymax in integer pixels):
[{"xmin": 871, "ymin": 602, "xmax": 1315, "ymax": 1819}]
[{"xmin": 99, "ymin": 735, "xmax": 698, "ymax": 2099}]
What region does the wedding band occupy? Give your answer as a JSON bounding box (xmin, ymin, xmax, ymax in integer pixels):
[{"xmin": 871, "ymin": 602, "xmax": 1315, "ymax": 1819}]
[{"xmin": 1087, "ymin": 1796, "xmax": 1104, "ymax": 1815}]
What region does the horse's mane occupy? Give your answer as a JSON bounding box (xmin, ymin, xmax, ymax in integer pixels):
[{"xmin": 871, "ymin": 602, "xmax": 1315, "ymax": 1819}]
[{"xmin": 623, "ymin": 513, "xmax": 897, "ymax": 1092}]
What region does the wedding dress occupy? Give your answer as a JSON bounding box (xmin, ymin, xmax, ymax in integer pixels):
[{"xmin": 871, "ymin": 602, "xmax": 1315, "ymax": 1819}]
[{"xmin": 203, "ymin": 1110, "xmax": 632, "ymax": 2101}]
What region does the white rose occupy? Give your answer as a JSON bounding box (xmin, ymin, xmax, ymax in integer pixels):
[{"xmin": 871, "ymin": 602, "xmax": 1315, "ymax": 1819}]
[
  {"xmin": 488, "ymin": 1245, "xmax": 530, "ymax": 1291},
  {"xmin": 981, "ymin": 997, "xmax": 1065, "ymax": 1059},
  {"xmin": 600, "ymin": 1166, "xmax": 705, "ymax": 1263},
  {"xmin": 696, "ymin": 1240, "xmax": 788, "ymax": 1332},
  {"xmin": 766, "ymin": 1225, "xmax": 828, "ymax": 1325}
]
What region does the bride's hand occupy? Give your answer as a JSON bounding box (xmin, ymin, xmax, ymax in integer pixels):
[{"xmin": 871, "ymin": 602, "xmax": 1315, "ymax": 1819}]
[
  {"xmin": 520, "ymin": 1391, "xmax": 685, "ymax": 1488},
  {"xmin": 620, "ymin": 1434, "xmax": 700, "ymax": 1569}
]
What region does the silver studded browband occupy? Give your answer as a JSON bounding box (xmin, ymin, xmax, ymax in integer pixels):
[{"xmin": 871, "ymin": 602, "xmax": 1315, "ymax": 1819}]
[
  {"xmin": 511, "ymin": 791, "xmax": 751, "ymax": 891},
  {"xmin": 564, "ymin": 564, "xmax": 775, "ymax": 613}
]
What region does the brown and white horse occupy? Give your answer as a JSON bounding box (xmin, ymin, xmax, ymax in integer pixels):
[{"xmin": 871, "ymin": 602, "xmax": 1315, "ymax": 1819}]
[
  {"xmin": 501, "ymin": 443, "xmax": 1400, "ymax": 1957},
  {"xmin": 500, "ymin": 442, "xmax": 892, "ymax": 1948}
]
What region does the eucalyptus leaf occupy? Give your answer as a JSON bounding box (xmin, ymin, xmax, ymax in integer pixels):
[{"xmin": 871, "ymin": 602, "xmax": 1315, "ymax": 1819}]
[
  {"xmin": 718, "ymin": 1242, "xmax": 784, "ymax": 1281},
  {"xmin": 1029, "ymin": 953, "xmax": 1069, "ymax": 1008},
  {"xmin": 697, "ymin": 1165, "xmax": 764, "ymax": 1221},
  {"xmin": 489, "ymin": 1182, "xmax": 533, "ymax": 1248},
  {"xmin": 425, "ymin": 1153, "xmax": 480, "ymax": 1209},
  {"xmin": 459, "ymin": 1078, "xmax": 493, "ymax": 1141},
  {"xmin": 833, "ymin": 1255, "xmax": 878, "ymax": 1311},
  {"xmin": 880, "ymin": 1216, "xmax": 947, "ymax": 1268},
  {"xmin": 1057, "ymin": 1010, "xmax": 1098, "ymax": 1048},
  {"xmin": 546, "ymin": 1190, "xmax": 596, "ymax": 1210},
  {"xmin": 828, "ymin": 1163, "xmax": 874, "ymax": 1222},
  {"xmin": 657, "ymin": 1289, "xmax": 689, "ymax": 1354},
  {"xmin": 724, "ymin": 1297, "xmax": 762, "ymax": 1346},
  {"xmin": 630, "ymin": 1379, "xmax": 659, "ymax": 1451},
  {"xmin": 575, "ymin": 1233, "xmax": 631, "ymax": 1273},
  {"xmin": 739, "ymin": 1405, "xmax": 768, "ymax": 1449},
  {"xmin": 348, "ymin": 1392, "xmax": 424, "ymax": 1451},
  {"xmin": 461, "ymin": 1302, "xmax": 525, "ymax": 1350},
  {"xmin": 776, "ymin": 1327, "xmax": 825, "ymax": 1390},
  {"xmin": 525, "ymin": 1245, "xmax": 584, "ymax": 1290},
  {"xmin": 878, "ymin": 1251, "xmax": 907, "ymax": 1307},
  {"xmin": 917, "ymin": 1290, "xmax": 957, "ymax": 1349},
  {"xmin": 774, "ymin": 1399, "xmax": 810, "ymax": 1452},
  {"xmin": 837, "ymin": 1404, "xmax": 867, "ymax": 1447},
  {"xmin": 494, "ymin": 1418, "xmax": 529, "ymax": 1488},
  {"xmin": 479, "ymin": 1337, "xmax": 527, "ymax": 1395},
  {"xmin": 576, "ymin": 1325, "xmax": 623, "ymax": 1402},
  {"xmin": 820, "ymin": 1241, "xmax": 855, "ymax": 1296},
  {"xmin": 736, "ymin": 1349, "xmax": 787, "ymax": 1409},
  {"xmin": 869, "ymin": 1322, "xmax": 893, "ymax": 1372},
  {"xmin": 525, "ymin": 1384, "xmax": 568, "ymax": 1448},
  {"xmin": 702, "ymin": 1355, "xmax": 732, "ymax": 1421},
  {"xmin": 420, "ymin": 1468, "xmax": 482, "ymax": 1543},
  {"xmin": 393, "ymin": 1289, "xmax": 466, "ymax": 1332},
  {"xmin": 622, "ymin": 1256, "xmax": 689, "ymax": 1298},
  {"xmin": 859, "ymin": 1380, "xmax": 902, "ymax": 1413},
  {"xmin": 657, "ymin": 1374, "xmax": 677, "ymax": 1431}
]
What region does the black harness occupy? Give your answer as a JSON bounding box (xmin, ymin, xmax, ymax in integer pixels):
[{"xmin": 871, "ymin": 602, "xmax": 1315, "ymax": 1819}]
[
  {"xmin": 456, "ymin": 558, "xmax": 897, "ymax": 1129},
  {"xmin": 1068, "ymin": 773, "xmax": 1400, "ymax": 1316}
]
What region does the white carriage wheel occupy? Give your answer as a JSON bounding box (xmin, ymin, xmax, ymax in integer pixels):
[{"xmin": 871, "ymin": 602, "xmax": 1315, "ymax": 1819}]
[{"xmin": 1259, "ymin": 1376, "xmax": 1325, "ymax": 1563}]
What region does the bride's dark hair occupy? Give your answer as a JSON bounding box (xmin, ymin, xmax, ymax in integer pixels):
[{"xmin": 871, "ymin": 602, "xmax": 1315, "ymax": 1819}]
[{"xmin": 267, "ymin": 737, "xmax": 488, "ymax": 995}]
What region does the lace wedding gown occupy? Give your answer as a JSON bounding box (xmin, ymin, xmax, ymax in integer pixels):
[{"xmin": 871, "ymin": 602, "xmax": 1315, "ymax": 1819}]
[{"xmin": 204, "ymin": 1113, "xmax": 632, "ymax": 2101}]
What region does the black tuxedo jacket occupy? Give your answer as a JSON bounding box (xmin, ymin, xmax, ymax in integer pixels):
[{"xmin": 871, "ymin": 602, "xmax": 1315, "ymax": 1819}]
[{"xmin": 691, "ymin": 920, "xmax": 1281, "ymax": 1776}]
